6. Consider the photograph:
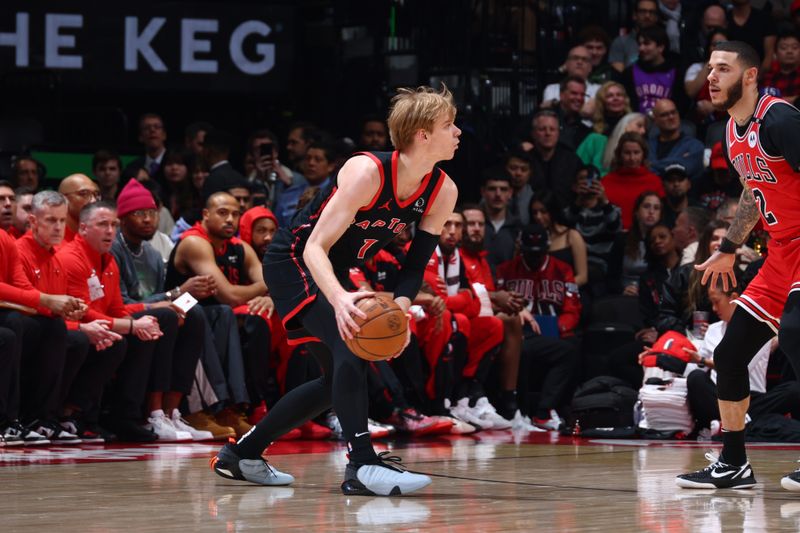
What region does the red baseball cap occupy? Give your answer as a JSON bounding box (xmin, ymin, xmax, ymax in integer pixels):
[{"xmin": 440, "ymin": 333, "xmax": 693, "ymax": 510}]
[{"xmin": 641, "ymin": 331, "xmax": 697, "ymax": 367}]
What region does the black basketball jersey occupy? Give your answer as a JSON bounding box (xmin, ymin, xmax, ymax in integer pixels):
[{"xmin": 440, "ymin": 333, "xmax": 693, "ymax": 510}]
[
  {"xmin": 264, "ymin": 150, "xmax": 447, "ymax": 340},
  {"xmin": 269, "ymin": 151, "xmax": 446, "ymax": 275},
  {"xmin": 165, "ymin": 223, "xmax": 247, "ymax": 306}
]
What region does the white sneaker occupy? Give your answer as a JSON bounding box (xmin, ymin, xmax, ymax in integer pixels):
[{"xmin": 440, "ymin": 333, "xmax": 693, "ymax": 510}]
[
  {"xmin": 342, "ymin": 453, "xmax": 431, "ymax": 496},
  {"xmin": 472, "ymin": 397, "xmax": 512, "ymax": 430},
  {"xmin": 447, "ymin": 397, "xmax": 491, "ymax": 430},
  {"xmin": 511, "ymin": 410, "xmax": 546, "ymax": 432},
  {"xmin": 170, "ymin": 409, "xmax": 214, "ymax": 441},
  {"xmin": 146, "ymin": 410, "xmax": 192, "ymax": 442}
]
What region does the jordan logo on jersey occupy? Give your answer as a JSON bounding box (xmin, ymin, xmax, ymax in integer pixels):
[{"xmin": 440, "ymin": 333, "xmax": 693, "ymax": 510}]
[{"xmin": 378, "ymin": 199, "xmax": 392, "ymax": 211}]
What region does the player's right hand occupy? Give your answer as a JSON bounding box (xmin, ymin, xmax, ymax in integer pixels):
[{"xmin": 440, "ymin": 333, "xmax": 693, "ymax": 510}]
[
  {"xmin": 695, "ymin": 250, "xmax": 737, "ymax": 291},
  {"xmin": 333, "ymin": 290, "xmax": 374, "ymax": 341}
]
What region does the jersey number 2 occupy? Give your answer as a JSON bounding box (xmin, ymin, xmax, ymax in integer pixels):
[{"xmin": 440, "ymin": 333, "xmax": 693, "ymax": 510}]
[
  {"xmin": 357, "ymin": 239, "xmax": 379, "ymax": 259},
  {"xmin": 752, "ymin": 188, "xmax": 778, "ymax": 225}
]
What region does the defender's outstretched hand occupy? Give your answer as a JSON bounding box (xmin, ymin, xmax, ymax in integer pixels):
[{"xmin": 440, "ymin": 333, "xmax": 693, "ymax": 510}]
[{"xmin": 695, "ymin": 250, "xmax": 737, "ymax": 291}]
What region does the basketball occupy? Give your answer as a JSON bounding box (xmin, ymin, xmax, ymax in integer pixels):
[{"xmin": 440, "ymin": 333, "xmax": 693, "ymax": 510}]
[{"xmin": 344, "ymin": 295, "xmax": 408, "ymax": 361}]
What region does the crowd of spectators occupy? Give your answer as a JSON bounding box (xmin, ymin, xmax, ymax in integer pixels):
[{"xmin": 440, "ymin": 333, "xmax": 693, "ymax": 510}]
[{"xmin": 2, "ymin": 0, "xmax": 800, "ymax": 446}]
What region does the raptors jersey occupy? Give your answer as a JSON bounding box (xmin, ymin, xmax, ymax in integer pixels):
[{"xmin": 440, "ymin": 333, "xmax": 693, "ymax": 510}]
[
  {"xmin": 265, "ymin": 150, "xmax": 447, "ymax": 337},
  {"xmin": 725, "ymin": 95, "xmax": 800, "ymax": 241}
]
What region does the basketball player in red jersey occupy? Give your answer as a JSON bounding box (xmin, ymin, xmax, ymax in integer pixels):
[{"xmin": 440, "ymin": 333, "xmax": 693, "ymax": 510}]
[
  {"xmin": 677, "ymin": 41, "xmax": 800, "ymax": 491},
  {"xmin": 212, "ymin": 86, "xmax": 459, "ymax": 496}
]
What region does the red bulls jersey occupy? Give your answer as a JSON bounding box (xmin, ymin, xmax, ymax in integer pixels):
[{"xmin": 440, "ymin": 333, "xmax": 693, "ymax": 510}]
[
  {"xmin": 496, "ymin": 255, "xmax": 581, "ymax": 335},
  {"xmin": 726, "ymin": 95, "xmax": 800, "ymax": 241}
]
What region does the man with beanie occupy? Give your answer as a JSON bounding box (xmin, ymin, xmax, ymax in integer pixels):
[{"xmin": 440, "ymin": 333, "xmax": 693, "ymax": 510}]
[
  {"xmin": 111, "ymin": 179, "xmax": 220, "ymax": 441},
  {"xmin": 57, "ymin": 201, "xmax": 183, "ymax": 442},
  {"xmin": 17, "ymin": 191, "xmax": 124, "ymax": 443}
]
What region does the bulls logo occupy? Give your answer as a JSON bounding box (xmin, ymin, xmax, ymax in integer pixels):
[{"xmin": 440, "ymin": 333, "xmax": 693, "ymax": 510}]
[{"xmin": 748, "ymin": 131, "xmax": 757, "ymax": 148}]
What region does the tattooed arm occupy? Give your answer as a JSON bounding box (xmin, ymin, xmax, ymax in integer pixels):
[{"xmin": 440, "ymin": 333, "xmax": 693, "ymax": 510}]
[
  {"xmin": 693, "ymin": 176, "xmax": 759, "ymax": 291},
  {"xmin": 725, "ymin": 177, "xmax": 762, "ymax": 245}
]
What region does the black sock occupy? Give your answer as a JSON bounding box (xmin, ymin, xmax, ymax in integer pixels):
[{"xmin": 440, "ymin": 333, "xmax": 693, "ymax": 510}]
[
  {"xmin": 348, "ymin": 433, "xmax": 378, "ymax": 464},
  {"xmin": 721, "ymin": 429, "xmax": 747, "ymax": 466}
]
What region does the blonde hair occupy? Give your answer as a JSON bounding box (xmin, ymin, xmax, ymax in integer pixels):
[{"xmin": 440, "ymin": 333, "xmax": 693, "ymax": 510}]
[
  {"xmin": 592, "ymin": 81, "xmax": 631, "ymax": 134},
  {"xmin": 602, "ymin": 112, "xmax": 647, "ymax": 170},
  {"xmin": 387, "ymin": 85, "xmax": 456, "ymax": 150}
]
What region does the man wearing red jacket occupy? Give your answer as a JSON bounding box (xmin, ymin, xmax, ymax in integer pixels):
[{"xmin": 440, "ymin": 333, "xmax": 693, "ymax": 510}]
[
  {"xmin": 58, "ymin": 201, "xmax": 180, "ymax": 442},
  {"xmin": 496, "ymin": 223, "xmax": 581, "ymax": 429},
  {"xmin": 425, "ymin": 211, "xmax": 505, "ymax": 422},
  {"xmin": 461, "ymin": 205, "xmax": 527, "ymax": 419},
  {"xmin": 17, "ymin": 191, "xmax": 125, "ymax": 443},
  {"xmin": 0, "ymin": 216, "xmax": 84, "ymax": 444}
]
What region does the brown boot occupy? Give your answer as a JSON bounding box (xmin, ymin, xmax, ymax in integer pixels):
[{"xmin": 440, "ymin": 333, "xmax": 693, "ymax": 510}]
[
  {"xmin": 215, "ymin": 406, "xmax": 253, "ymax": 438},
  {"xmin": 183, "ymin": 411, "xmax": 236, "ymax": 440}
]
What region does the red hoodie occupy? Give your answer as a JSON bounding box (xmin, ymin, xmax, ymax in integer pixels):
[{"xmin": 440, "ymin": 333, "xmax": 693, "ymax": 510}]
[
  {"xmin": 239, "ymin": 206, "xmax": 279, "ymax": 247},
  {"xmin": 602, "ymin": 166, "xmax": 665, "ymax": 230}
]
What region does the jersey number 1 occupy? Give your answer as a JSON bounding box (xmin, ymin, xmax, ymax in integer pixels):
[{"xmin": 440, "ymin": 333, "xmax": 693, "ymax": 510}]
[
  {"xmin": 752, "ymin": 188, "xmax": 778, "ymax": 225},
  {"xmin": 357, "ymin": 239, "xmax": 379, "ymax": 259}
]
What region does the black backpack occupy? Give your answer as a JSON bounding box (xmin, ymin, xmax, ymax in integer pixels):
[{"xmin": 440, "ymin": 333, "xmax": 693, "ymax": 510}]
[{"xmin": 566, "ymin": 376, "xmax": 638, "ymax": 436}]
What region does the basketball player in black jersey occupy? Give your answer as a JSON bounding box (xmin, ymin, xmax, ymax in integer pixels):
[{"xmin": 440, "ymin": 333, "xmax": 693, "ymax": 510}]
[{"xmin": 212, "ymin": 86, "xmax": 460, "ymax": 496}]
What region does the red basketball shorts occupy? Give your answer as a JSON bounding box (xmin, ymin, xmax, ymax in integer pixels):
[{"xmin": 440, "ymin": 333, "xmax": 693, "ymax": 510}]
[{"xmin": 735, "ymin": 237, "xmax": 800, "ymax": 333}]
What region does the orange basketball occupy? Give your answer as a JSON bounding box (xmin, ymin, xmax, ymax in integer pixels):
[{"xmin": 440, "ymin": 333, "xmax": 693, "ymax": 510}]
[{"xmin": 344, "ymin": 296, "xmax": 408, "ymax": 361}]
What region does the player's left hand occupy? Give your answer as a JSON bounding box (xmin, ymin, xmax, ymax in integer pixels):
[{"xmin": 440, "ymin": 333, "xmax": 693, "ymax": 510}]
[
  {"xmin": 695, "ymin": 250, "xmax": 737, "ymax": 291},
  {"xmin": 389, "ymin": 312, "xmax": 413, "ymax": 359}
]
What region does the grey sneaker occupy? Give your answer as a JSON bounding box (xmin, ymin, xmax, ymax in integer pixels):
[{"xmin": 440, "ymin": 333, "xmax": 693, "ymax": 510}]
[
  {"xmin": 341, "ymin": 451, "xmax": 432, "ymax": 496},
  {"xmin": 211, "ymin": 444, "xmax": 294, "ymax": 486}
]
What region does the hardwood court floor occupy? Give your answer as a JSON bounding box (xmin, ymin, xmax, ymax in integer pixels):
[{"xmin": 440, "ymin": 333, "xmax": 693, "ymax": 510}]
[{"xmin": 2, "ymin": 432, "xmax": 800, "ymax": 532}]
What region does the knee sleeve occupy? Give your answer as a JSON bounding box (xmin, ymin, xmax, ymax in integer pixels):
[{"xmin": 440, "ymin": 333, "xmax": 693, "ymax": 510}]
[
  {"xmin": 779, "ymin": 292, "xmax": 800, "ymax": 378},
  {"xmin": 715, "ymin": 308, "xmax": 775, "ymax": 402}
]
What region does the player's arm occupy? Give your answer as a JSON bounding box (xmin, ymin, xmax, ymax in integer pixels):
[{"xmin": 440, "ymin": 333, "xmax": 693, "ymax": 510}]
[
  {"xmin": 725, "ymin": 179, "xmax": 761, "ymax": 247},
  {"xmin": 695, "ymin": 178, "xmax": 759, "ymax": 291},
  {"xmin": 303, "ymin": 156, "xmax": 381, "ymax": 339},
  {"xmin": 180, "ymin": 236, "xmax": 265, "ymax": 306},
  {"xmin": 393, "ymin": 177, "xmax": 458, "ymax": 313}
]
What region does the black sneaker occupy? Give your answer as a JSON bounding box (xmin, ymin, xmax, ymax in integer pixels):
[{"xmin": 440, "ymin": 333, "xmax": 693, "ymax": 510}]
[
  {"xmin": 781, "ymin": 464, "xmax": 800, "ymax": 492},
  {"xmin": 60, "ymin": 419, "xmax": 106, "ymax": 444},
  {"xmin": 111, "ymin": 418, "xmax": 157, "ymax": 443},
  {"xmin": 6, "ymin": 420, "xmax": 49, "ymax": 446},
  {"xmin": 210, "ymin": 443, "xmax": 294, "ymax": 485},
  {"xmin": 676, "ymin": 452, "xmax": 757, "ymax": 489},
  {"xmin": 341, "ymin": 451, "xmax": 432, "ymax": 496},
  {"xmin": 1, "ymin": 423, "xmax": 24, "ymax": 447},
  {"xmin": 27, "ymin": 419, "xmax": 81, "ymax": 445}
]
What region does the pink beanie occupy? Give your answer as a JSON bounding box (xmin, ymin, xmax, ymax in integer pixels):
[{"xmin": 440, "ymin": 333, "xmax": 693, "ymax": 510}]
[{"xmin": 116, "ymin": 179, "xmax": 156, "ymax": 217}]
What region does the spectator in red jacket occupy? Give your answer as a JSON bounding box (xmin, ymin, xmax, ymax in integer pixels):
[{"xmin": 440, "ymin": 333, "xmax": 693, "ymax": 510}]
[
  {"xmin": 461, "ymin": 204, "xmax": 527, "ymax": 419},
  {"xmin": 496, "ymin": 224, "xmax": 581, "ymax": 428},
  {"xmin": 424, "ymin": 211, "xmax": 506, "ymax": 425},
  {"xmin": 58, "ymin": 201, "xmax": 182, "ymax": 443},
  {"xmin": 0, "ymin": 219, "xmax": 85, "ymax": 444},
  {"xmin": 602, "ymin": 132, "xmax": 665, "ymax": 230},
  {"xmin": 17, "ymin": 191, "xmax": 124, "ymax": 443}
]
